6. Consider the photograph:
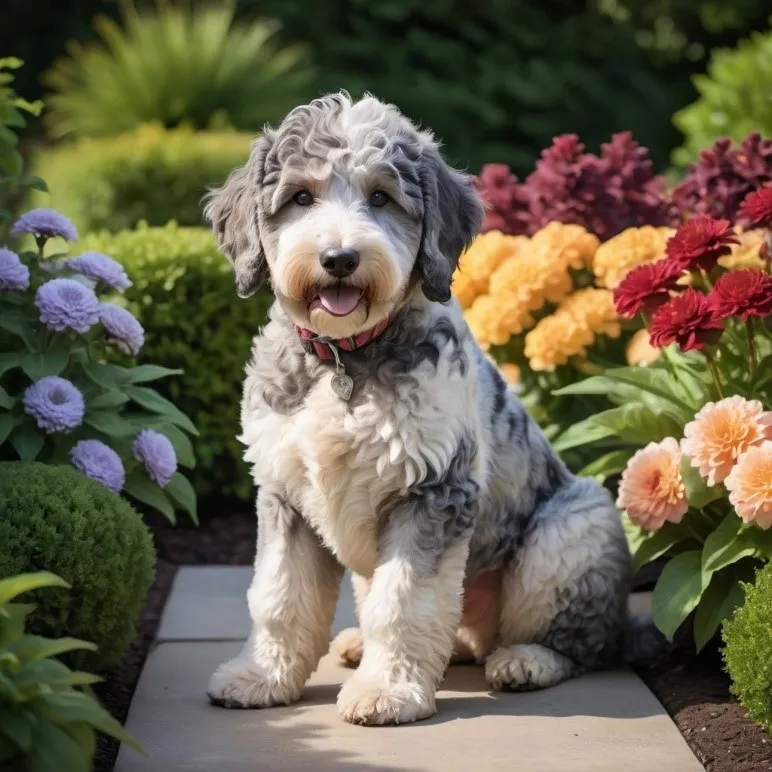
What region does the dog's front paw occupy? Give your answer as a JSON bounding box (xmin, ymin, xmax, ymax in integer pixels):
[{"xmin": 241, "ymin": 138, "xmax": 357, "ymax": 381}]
[
  {"xmin": 337, "ymin": 676, "xmax": 436, "ymax": 725},
  {"xmin": 331, "ymin": 627, "xmax": 363, "ymax": 665},
  {"xmin": 207, "ymin": 657, "xmax": 300, "ymax": 709}
]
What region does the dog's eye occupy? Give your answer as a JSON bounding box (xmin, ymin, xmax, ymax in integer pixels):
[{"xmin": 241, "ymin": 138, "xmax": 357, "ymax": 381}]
[
  {"xmin": 293, "ymin": 190, "xmax": 314, "ymax": 207},
  {"xmin": 368, "ymin": 191, "xmax": 389, "ymax": 208}
]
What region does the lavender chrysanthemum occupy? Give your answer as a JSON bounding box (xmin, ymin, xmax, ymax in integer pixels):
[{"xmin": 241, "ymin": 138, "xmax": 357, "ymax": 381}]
[
  {"xmin": 99, "ymin": 303, "xmax": 145, "ymax": 355},
  {"xmin": 23, "ymin": 376, "xmax": 85, "ymax": 433},
  {"xmin": 67, "ymin": 252, "xmax": 132, "ymax": 290},
  {"xmin": 71, "ymin": 440, "xmax": 126, "ymax": 493},
  {"xmin": 35, "ymin": 278, "xmax": 100, "ymax": 333},
  {"xmin": 12, "ymin": 208, "xmax": 78, "ymax": 243},
  {"xmin": 0, "ymin": 247, "xmax": 30, "ymax": 291},
  {"xmin": 133, "ymin": 429, "xmax": 177, "ymax": 487}
]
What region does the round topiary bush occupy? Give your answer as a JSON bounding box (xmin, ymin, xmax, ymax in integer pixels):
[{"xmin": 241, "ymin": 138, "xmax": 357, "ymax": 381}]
[
  {"xmin": 723, "ymin": 561, "xmax": 772, "ymax": 734},
  {"xmin": 0, "ymin": 462, "xmax": 155, "ymax": 670}
]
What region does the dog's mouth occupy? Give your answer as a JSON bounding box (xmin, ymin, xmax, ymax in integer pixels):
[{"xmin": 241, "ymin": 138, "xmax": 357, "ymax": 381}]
[{"xmin": 309, "ymin": 283, "xmax": 364, "ymax": 317}]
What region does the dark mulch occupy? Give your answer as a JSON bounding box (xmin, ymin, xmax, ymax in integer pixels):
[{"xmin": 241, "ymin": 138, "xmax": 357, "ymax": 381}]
[{"xmin": 94, "ymin": 510, "xmax": 771, "ymax": 772}]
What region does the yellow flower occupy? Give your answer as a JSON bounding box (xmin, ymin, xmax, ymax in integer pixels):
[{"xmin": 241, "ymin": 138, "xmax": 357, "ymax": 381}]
[
  {"xmin": 626, "ymin": 328, "xmax": 660, "ymax": 367},
  {"xmin": 498, "ymin": 362, "xmax": 521, "ymax": 385},
  {"xmin": 720, "ymin": 228, "xmax": 766, "ymax": 271},
  {"xmin": 452, "ymin": 231, "xmax": 525, "ymax": 308},
  {"xmin": 529, "ymin": 222, "xmax": 600, "ymax": 270},
  {"xmin": 593, "ymin": 226, "xmax": 674, "ymax": 289},
  {"xmin": 465, "ymin": 294, "xmax": 534, "ymax": 348},
  {"xmin": 556, "ymin": 288, "xmax": 621, "ymax": 339}
]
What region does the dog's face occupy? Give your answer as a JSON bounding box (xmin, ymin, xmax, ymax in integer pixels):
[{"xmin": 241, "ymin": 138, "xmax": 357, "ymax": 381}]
[{"xmin": 206, "ymin": 93, "xmax": 483, "ymax": 338}]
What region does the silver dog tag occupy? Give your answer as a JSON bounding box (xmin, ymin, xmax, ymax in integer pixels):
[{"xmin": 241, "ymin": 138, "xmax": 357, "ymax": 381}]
[{"xmin": 331, "ymin": 369, "xmax": 353, "ymax": 401}]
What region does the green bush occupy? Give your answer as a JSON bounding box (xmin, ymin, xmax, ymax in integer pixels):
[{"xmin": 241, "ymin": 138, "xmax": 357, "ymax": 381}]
[
  {"xmin": 41, "ymin": 1, "xmax": 314, "ymax": 139},
  {"xmin": 723, "ymin": 562, "xmax": 772, "ymax": 734},
  {"xmin": 0, "ymin": 463, "xmax": 155, "ymax": 670},
  {"xmin": 79, "ymin": 223, "xmax": 273, "ymax": 503},
  {"xmin": 673, "ymin": 26, "xmax": 772, "ymax": 167},
  {"xmin": 32, "ymin": 123, "xmax": 251, "ymax": 233},
  {"xmin": 0, "ymin": 570, "xmax": 142, "ymax": 771}
]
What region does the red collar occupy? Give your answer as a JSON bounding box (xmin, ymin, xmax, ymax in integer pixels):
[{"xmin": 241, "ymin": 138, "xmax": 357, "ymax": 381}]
[{"xmin": 294, "ymin": 316, "xmax": 391, "ymax": 361}]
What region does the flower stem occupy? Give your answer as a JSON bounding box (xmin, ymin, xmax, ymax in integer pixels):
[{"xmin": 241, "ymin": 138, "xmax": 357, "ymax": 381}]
[
  {"xmin": 700, "ymin": 269, "xmax": 713, "ymax": 291},
  {"xmin": 746, "ymin": 317, "xmax": 758, "ymax": 380},
  {"xmin": 703, "ymin": 350, "xmax": 725, "ymax": 399}
]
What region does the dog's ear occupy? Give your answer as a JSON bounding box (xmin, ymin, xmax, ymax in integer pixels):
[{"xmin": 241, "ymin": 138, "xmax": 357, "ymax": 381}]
[
  {"xmin": 416, "ymin": 142, "xmax": 484, "ymax": 303},
  {"xmin": 205, "ymin": 136, "xmax": 271, "ymax": 298}
]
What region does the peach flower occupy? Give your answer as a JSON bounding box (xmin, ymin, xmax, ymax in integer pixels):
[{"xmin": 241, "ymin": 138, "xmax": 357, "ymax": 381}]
[
  {"xmin": 616, "ymin": 438, "xmax": 689, "ymax": 532},
  {"xmin": 725, "ymin": 441, "xmax": 772, "ymax": 530},
  {"xmin": 681, "ymin": 396, "xmax": 772, "ymax": 486}
]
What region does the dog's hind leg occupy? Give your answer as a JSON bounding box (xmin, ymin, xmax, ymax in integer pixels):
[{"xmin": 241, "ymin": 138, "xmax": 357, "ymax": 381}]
[
  {"xmin": 208, "ymin": 488, "xmax": 343, "ymax": 708},
  {"xmin": 486, "ymin": 477, "xmax": 630, "ymax": 692}
]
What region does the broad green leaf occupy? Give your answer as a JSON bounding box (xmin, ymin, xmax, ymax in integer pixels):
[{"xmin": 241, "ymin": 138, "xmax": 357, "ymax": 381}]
[
  {"xmin": 21, "ymin": 351, "xmax": 69, "ymax": 380},
  {"xmin": 27, "ymin": 720, "xmax": 90, "ymax": 772},
  {"xmin": 577, "ymin": 449, "xmax": 632, "ymax": 481},
  {"xmin": 603, "ymin": 367, "xmax": 696, "ymax": 414},
  {"xmin": 701, "ymin": 515, "xmax": 757, "ymax": 587},
  {"xmin": 680, "ymin": 456, "xmax": 725, "ymax": 509},
  {"xmin": 553, "ymin": 376, "xmax": 618, "ymax": 398},
  {"xmin": 0, "ymin": 385, "xmax": 15, "ymax": 410},
  {"xmin": 621, "ymin": 513, "xmax": 647, "ymax": 557},
  {"xmin": 124, "ymin": 473, "xmax": 176, "ymax": 523},
  {"xmin": 119, "ymin": 364, "xmax": 183, "ymax": 383},
  {"xmin": 0, "ymin": 413, "xmax": 17, "ymax": 445},
  {"xmin": 632, "ymin": 522, "xmax": 688, "ymax": 574},
  {"xmin": 10, "ymin": 635, "xmax": 97, "ymax": 663},
  {"xmin": 0, "ymin": 316, "xmax": 37, "ymax": 350},
  {"xmin": 88, "ymin": 390, "xmax": 130, "ymax": 409},
  {"xmin": 0, "ymin": 604, "xmax": 36, "ymax": 647},
  {"xmin": 22, "ymin": 175, "xmax": 48, "ymax": 193},
  {"xmin": 0, "ymin": 708, "xmax": 33, "ymax": 751},
  {"xmin": 84, "ymin": 410, "xmax": 137, "ymax": 438},
  {"xmin": 552, "ymin": 413, "xmax": 617, "ymax": 452},
  {"xmin": 123, "ymin": 385, "xmax": 198, "ymax": 436},
  {"xmin": 15, "ymin": 659, "xmax": 101, "ymax": 688},
  {"xmin": 165, "ymin": 472, "xmax": 198, "ymax": 524},
  {"xmin": 0, "ymin": 353, "xmax": 25, "ymax": 378},
  {"xmin": 152, "ymin": 422, "xmax": 195, "ymax": 468},
  {"xmin": 593, "ymin": 404, "xmax": 683, "ymax": 445},
  {"xmin": 693, "ymin": 570, "xmax": 746, "ymax": 653},
  {"xmin": 651, "ymin": 550, "xmax": 704, "ymax": 640},
  {"xmin": 0, "ymin": 572, "xmax": 69, "ymax": 605},
  {"xmin": 10, "ymin": 423, "xmax": 44, "ymax": 461},
  {"xmin": 80, "ymin": 362, "xmax": 121, "ymax": 389}
]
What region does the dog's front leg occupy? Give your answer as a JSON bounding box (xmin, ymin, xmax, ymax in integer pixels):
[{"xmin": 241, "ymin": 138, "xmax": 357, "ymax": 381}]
[
  {"xmin": 337, "ymin": 496, "xmax": 473, "ymax": 725},
  {"xmin": 208, "ymin": 488, "xmax": 343, "ymax": 708}
]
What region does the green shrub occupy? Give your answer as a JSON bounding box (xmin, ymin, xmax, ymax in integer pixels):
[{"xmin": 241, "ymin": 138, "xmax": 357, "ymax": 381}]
[
  {"xmin": 0, "ymin": 570, "xmax": 142, "ymax": 771},
  {"xmin": 0, "ymin": 463, "xmax": 155, "ymax": 670},
  {"xmin": 42, "ymin": 1, "xmax": 314, "ymax": 139},
  {"xmin": 723, "ymin": 562, "xmax": 772, "ymax": 734},
  {"xmin": 32, "ymin": 123, "xmax": 251, "ymax": 233},
  {"xmin": 79, "ymin": 223, "xmax": 273, "ymax": 503},
  {"xmin": 673, "ymin": 27, "xmax": 772, "ymax": 167}
]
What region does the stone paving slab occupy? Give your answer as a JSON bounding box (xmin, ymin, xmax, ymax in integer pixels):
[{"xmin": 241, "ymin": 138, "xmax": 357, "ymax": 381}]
[{"xmin": 115, "ymin": 643, "xmax": 703, "ymax": 772}]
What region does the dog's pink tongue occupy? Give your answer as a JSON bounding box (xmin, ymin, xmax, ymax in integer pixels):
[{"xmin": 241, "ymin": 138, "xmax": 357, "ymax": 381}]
[{"xmin": 317, "ymin": 285, "xmax": 361, "ymax": 316}]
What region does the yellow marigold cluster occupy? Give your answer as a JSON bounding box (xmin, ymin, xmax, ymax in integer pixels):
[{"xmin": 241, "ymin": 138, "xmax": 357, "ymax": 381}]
[
  {"xmin": 593, "ymin": 226, "xmax": 674, "ymax": 289},
  {"xmin": 720, "ymin": 228, "xmax": 766, "ymax": 271},
  {"xmin": 463, "ymin": 223, "xmax": 599, "ymax": 347},
  {"xmin": 626, "ymin": 328, "xmax": 660, "ymax": 367},
  {"xmin": 452, "ymin": 231, "xmax": 526, "ymax": 309},
  {"xmin": 524, "ymin": 288, "xmax": 621, "ymax": 371}
]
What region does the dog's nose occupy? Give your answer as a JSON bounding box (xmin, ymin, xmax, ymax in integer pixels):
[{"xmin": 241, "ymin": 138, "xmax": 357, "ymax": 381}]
[{"xmin": 320, "ymin": 247, "xmax": 360, "ymax": 279}]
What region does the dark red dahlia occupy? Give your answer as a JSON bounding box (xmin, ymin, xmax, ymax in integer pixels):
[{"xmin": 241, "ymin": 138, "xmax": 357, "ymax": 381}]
[
  {"xmin": 709, "ymin": 269, "xmax": 772, "ymax": 321},
  {"xmin": 613, "ymin": 259, "xmax": 684, "ymax": 318},
  {"xmin": 649, "ymin": 288, "xmax": 724, "ymax": 352},
  {"xmin": 474, "ymin": 164, "xmax": 531, "ymax": 236},
  {"xmin": 738, "ymin": 186, "xmax": 772, "ymax": 229},
  {"xmin": 665, "ymin": 215, "xmax": 739, "ymax": 272}
]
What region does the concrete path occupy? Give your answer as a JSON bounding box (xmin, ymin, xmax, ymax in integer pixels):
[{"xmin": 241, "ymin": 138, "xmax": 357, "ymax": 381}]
[{"xmin": 116, "ymin": 567, "xmax": 703, "ymax": 772}]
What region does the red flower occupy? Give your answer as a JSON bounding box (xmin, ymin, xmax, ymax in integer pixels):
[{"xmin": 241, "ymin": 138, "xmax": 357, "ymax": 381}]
[
  {"xmin": 738, "ymin": 186, "xmax": 772, "ymax": 229},
  {"xmin": 649, "ymin": 288, "xmax": 724, "ymax": 352},
  {"xmin": 665, "ymin": 215, "xmax": 739, "ymax": 272},
  {"xmin": 709, "ymin": 269, "xmax": 772, "ymax": 321},
  {"xmin": 613, "ymin": 259, "xmax": 684, "ymax": 318}
]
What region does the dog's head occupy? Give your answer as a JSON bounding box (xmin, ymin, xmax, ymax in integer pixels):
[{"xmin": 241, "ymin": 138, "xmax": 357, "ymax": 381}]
[{"xmin": 205, "ymin": 92, "xmax": 483, "ymax": 338}]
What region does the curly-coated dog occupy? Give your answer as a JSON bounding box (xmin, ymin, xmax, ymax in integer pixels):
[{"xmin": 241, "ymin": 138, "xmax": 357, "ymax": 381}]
[{"xmin": 205, "ymin": 92, "xmax": 661, "ymax": 726}]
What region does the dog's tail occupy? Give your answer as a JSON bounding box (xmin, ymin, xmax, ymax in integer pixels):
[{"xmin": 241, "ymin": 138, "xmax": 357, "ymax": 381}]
[{"xmin": 622, "ymin": 613, "xmax": 667, "ymax": 663}]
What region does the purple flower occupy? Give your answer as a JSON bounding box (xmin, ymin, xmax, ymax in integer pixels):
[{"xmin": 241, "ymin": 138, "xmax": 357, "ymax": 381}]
[
  {"xmin": 35, "ymin": 278, "xmax": 100, "ymax": 333},
  {"xmin": 66, "ymin": 252, "xmax": 132, "ymax": 290},
  {"xmin": 99, "ymin": 304, "xmax": 144, "ymax": 355},
  {"xmin": 23, "ymin": 376, "xmax": 85, "ymax": 433},
  {"xmin": 71, "ymin": 440, "xmax": 126, "ymax": 493},
  {"xmin": 12, "ymin": 208, "xmax": 78, "ymax": 243},
  {"xmin": 133, "ymin": 429, "xmax": 177, "ymax": 487},
  {"xmin": 0, "ymin": 247, "xmax": 30, "ymax": 291}
]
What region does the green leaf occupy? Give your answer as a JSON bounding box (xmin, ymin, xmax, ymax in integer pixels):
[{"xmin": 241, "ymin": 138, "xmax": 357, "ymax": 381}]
[
  {"xmin": 88, "ymin": 390, "xmax": 130, "ymax": 409},
  {"xmin": 119, "ymin": 364, "xmax": 184, "ymax": 384},
  {"xmin": 0, "ymin": 385, "xmax": 16, "ymax": 410},
  {"xmin": 152, "ymin": 422, "xmax": 195, "ymax": 468},
  {"xmin": 701, "ymin": 515, "xmax": 757, "ymax": 587},
  {"xmin": 10, "ymin": 423, "xmax": 44, "ymax": 461},
  {"xmin": 124, "ymin": 473, "xmax": 176, "ymax": 523},
  {"xmin": 10, "ymin": 635, "xmax": 97, "ymax": 663},
  {"xmin": 593, "ymin": 403, "xmax": 683, "ymax": 445},
  {"xmin": 552, "ymin": 413, "xmax": 617, "ymax": 452},
  {"xmin": 80, "ymin": 362, "xmax": 121, "ymax": 389},
  {"xmin": 84, "ymin": 410, "xmax": 137, "ymax": 438},
  {"xmin": 123, "ymin": 385, "xmax": 198, "ymax": 436},
  {"xmin": 165, "ymin": 472, "xmax": 198, "ymax": 523},
  {"xmin": 0, "ymin": 353, "xmax": 25, "ymax": 378},
  {"xmin": 0, "ymin": 316, "xmax": 37, "ymax": 350},
  {"xmin": 693, "ymin": 571, "xmax": 746, "ymax": 653},
  {"xmin": 680, "ymin": 456, "xmax": 725, "ymax": 509},
  {"xmin": 0, "ymin": 708, "xmax": 33, "ymax": 751},
  {"xmin": 632, "ymin": 522, "xmax": 688, "ymax": 574},
  {"xmin": 27, "ymin": 720, "xmax": 90, "ymax": 772},
  {"xmin": 21, "ymin": 175, "xmax": 48, "ymax": 192},
  {"xmin": 15, "ymin": 659, "xmax": 102, "ymax": 688},
  {"xmin": 577, "ymin": 449, "xmax": 632, "ymax": 481},
  {"xmin": 651, "ymin": 550, "xmax": 704, "ymax": 640},
  {"xmin": 21, "ymin": 351, "xmax": 70, "ymax": 380},
  {"xmin": 603, "ymin": 367, "xmax": 697, "ymax": 414},
  {"xmin": 0, "ymin": 413, "xmax": 17, "ymax": 445},
  {"xmin": 0, "ymin": 572, "xmax": 69, "ymax": 605},
  {"xmin": 622, "ymin": 513, "xmax": 647, "ymax": 557}
]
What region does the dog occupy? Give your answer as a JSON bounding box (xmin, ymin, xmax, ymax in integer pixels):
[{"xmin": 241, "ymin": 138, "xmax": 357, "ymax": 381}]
[{"xmin": 204, "ymin": 92, "xmax": 661, "ymax": 726}]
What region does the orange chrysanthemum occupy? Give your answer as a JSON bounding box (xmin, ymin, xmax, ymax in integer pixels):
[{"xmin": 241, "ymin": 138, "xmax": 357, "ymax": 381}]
[
  {"xmin": 725, "ymin": 441, "xmax": 772, "ymax": 530},
  {"xmin": 617, "ymin": 438, "xmax": 688, "ymax": 532},
  {"xmin": 498, "ymin": 363, "xmax": 521, "ymax": 385},
  {"xmin": 626, "ymin": 328, "xmax": 660, "ymax": 367},
  {"xmin": 681, "ymin": 396, "xmax": 772, "ymax": 486}
]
